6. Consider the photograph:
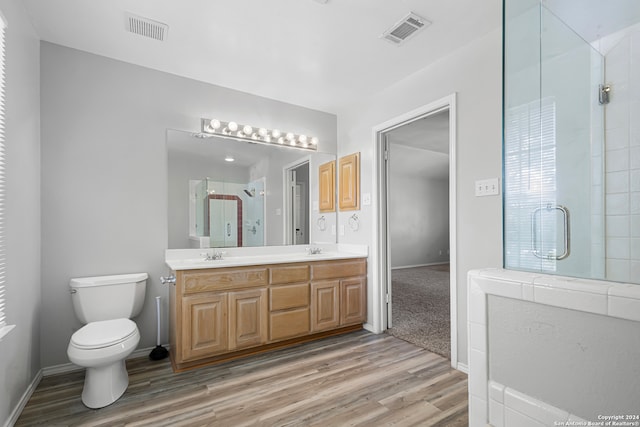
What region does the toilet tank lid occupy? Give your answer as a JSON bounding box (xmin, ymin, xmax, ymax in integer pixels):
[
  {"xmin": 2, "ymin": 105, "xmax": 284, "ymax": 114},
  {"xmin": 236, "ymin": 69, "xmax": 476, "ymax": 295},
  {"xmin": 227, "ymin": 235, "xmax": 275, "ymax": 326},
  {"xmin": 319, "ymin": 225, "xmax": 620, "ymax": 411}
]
[{"xmin": 70, "ymin": 273, "xmax": 148, "ymax": 288}]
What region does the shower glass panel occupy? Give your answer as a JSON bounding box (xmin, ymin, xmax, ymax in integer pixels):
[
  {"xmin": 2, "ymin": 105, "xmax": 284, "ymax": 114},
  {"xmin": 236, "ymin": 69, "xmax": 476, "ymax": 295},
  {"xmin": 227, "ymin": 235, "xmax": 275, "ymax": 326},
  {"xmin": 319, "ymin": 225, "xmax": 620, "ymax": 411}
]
[{"xmin": 504, "ymin": 0, "xmax": 640, "ymax": 283}]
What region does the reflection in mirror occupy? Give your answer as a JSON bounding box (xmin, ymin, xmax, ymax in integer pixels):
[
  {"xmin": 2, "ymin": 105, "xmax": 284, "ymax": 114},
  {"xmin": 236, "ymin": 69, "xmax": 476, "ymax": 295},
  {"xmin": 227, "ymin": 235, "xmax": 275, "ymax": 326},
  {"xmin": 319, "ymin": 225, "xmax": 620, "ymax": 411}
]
[{"xmin": 167, "ymin": 129, "xmax": 337, "ymax": 249}]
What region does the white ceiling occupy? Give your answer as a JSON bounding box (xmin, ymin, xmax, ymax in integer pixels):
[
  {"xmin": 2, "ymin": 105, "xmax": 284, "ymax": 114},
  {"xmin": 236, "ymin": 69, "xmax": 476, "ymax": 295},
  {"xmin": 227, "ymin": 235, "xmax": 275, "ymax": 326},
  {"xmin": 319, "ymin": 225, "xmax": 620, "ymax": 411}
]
[{"xmin": 22, "ymin": 0, "xmax": 501, "ymax": 113}]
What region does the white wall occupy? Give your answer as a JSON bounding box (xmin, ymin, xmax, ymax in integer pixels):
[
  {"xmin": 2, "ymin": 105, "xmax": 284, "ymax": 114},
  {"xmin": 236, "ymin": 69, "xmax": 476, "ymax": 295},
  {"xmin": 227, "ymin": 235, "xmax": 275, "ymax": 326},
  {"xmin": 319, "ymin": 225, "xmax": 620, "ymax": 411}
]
[
  {"xmin": 0, "ymin": 0, "xmax": 41, "ymax": 425},
  {"xmin": 40, "ymin": 42, "xmax": 337, "ymax": 367},
  {"xmin": 389, "ymin": 166, "xmax": 449, "ymax": 269},
  {"xmin": 336, "ymin": 28, "xmax": 503, "ymax": 366}
]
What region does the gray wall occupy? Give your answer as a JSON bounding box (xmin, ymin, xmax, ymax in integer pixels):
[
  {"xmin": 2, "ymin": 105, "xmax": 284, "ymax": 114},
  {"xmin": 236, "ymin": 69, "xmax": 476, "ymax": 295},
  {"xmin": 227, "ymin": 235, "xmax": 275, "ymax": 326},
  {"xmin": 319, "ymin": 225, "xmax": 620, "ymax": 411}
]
[
  {"xmin": 489, "ymin": 296, "xmax": 640, "ymax": 420},
  {"xmin": 336, "ymin": 28, "xmax": 503, "ymax": 366},
  {"xmin": 40, "ymin": 42, "xmax": 337, "ymax": 367},
  {"xmin": 389, "ymin": 162, "xmax": 449, "ymax": 269},
  {"xmin": 0, "ymin": 0, "xmax": 41, "ymax": 424}
]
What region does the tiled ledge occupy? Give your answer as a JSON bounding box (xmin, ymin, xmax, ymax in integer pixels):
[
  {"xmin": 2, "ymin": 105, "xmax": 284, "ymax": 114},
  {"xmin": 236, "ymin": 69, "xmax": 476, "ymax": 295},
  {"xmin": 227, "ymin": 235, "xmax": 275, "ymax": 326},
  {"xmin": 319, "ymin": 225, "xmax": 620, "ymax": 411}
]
[{"xmin": 467, "ymin": 268, "xmax": 640, "ymax": 427}]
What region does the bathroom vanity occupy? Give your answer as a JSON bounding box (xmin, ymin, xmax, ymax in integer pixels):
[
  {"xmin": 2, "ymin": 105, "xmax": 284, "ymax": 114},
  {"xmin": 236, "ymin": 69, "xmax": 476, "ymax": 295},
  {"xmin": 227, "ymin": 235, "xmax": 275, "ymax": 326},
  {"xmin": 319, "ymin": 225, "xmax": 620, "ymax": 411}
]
[{"xmin": 165, "ymin": 248, "xmax": 367, "ymax": 372}]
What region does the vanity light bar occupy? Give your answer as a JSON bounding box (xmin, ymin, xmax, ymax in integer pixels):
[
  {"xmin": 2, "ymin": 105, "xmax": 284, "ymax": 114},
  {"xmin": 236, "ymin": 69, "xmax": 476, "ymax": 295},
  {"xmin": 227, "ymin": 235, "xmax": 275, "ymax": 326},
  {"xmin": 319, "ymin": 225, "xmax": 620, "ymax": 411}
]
[{"xmin": 200, "ymin": 118, "xmax": 319, "ymax": 151}]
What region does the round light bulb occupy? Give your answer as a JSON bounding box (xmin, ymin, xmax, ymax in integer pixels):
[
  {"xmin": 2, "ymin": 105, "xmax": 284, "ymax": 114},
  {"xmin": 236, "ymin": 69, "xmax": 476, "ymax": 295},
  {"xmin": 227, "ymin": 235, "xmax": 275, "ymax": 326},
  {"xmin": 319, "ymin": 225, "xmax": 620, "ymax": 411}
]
[
  {"xmin": 258, "ymin": 128, "xmax": 268, "ymax": 137},
  {"xmin": 228, "ymin": 121, "xmax": 238, "ymax": 132},
  {"xmin": 251, "ymin": 133, "xmax": 259, "ymax": 140},
  {"xmin": 277, "ymin": 137, "xmax": 285, "ymax": 144},
  {"xmin": 210, "ymin": 119, "xmax": 221, "ymax": 130},
  {"xmin": 237, "ymin": 130, "xmax": 244, "ymax": 137},
  {"xmin": 243, "ymin": 125, "xmax": 253, "ymax": 135},
  {"xmin": 299, "ymin": 135, "xmax": 308, "ymax": 143},
  {"xmin": 272, "ymin": 129, "xmax": 281, "ymax": 138},
  {"xmin": 310, "ymin": 137, "xmax": 319, "ymax": 145},
  {"xmin": 286, "ymin": 132, "xmax": 294, "ymax": 141},
  {"xmin": 265, "ymin": 135, "xmax": 272, "ymax": 143}
]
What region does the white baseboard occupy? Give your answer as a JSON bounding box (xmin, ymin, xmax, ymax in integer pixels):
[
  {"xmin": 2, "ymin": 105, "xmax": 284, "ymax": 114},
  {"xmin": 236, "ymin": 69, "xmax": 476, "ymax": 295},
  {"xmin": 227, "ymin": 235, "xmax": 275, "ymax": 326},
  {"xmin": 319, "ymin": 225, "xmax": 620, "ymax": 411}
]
[
  {"xmin": 41, "ymin": 345, "xmax": 168, "ymax": 377},
  {"xmin": 4, "ymin": 369, "xmax": 42, "ymax": 427},
  {"xmin": 391, "ymin": 262, "xmax": 450, "ymax": 271},
  {"xmin": 456, "ymin": 362, "xmax": 469, "ymax": 374}
]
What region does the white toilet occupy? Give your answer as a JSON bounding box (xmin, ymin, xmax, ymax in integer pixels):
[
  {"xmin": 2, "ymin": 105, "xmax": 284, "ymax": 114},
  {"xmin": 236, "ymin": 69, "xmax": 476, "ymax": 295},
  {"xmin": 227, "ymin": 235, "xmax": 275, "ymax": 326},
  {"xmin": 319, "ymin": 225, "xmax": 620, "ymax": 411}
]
[{"xmin": 66, "ymin": 272, "xmax": 147, "ymax": 409}]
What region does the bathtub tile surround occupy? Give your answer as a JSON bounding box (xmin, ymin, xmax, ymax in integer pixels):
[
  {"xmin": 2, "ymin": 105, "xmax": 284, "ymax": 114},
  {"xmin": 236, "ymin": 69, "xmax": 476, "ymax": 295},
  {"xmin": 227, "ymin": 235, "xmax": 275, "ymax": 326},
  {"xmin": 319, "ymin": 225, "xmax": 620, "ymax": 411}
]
[{"xmin": 467, "ymin": 268, "xmax": 640, "ymax": 426}]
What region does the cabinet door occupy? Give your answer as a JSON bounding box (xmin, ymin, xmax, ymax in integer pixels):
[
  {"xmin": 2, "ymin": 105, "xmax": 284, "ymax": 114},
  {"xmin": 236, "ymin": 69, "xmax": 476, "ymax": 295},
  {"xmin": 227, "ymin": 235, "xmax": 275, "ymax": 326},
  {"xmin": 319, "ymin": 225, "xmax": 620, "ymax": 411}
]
[
  {"xmin": 338, "ymin": 152, "xmax": 360, "ymax": 211},
  {"xmin": 229, "ymin": 288, "xmax": 268, "ymax": 350},
  {"xmin": 318, "ymin": 160, "xmax": 335, "ymax": 213},
  {"xmin": 311, "ymin": 281, "xmax": 340, "ymax": 332},
  {"xmin": 182, "ymin": 293, "xmax": 228, "ymax": 361},
  {"xmin": 340, "ymin": 277, "xmax": 366, "ymax": 325}
]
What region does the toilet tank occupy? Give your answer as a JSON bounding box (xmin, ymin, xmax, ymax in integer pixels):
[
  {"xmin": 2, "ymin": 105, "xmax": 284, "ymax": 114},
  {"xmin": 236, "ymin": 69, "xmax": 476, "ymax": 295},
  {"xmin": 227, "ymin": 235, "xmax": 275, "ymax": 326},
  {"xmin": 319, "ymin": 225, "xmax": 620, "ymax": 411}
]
[{"xmin": 69, "ymin": 273, "xmax": 148, "ymax": 324}]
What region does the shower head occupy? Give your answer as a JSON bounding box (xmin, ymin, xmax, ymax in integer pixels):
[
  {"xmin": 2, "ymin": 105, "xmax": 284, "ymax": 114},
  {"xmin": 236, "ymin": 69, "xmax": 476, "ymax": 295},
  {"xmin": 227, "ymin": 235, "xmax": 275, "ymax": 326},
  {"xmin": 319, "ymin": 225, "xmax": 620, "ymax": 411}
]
[{"xmin": 243, "ymin": 188, "xmax": 255, "ymax": 197}]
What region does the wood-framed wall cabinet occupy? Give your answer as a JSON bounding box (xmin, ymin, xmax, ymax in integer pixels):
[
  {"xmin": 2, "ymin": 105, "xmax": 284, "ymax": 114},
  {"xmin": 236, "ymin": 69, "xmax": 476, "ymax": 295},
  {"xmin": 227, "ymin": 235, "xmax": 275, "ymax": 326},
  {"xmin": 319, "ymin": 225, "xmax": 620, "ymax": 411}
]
[
  {"xmin": 338, "ymin": 152, "xmax": 360, "ymax": 211},
  {"xmin": 318, "ymin": 160, "xmax": 336, "ymax": 213}
]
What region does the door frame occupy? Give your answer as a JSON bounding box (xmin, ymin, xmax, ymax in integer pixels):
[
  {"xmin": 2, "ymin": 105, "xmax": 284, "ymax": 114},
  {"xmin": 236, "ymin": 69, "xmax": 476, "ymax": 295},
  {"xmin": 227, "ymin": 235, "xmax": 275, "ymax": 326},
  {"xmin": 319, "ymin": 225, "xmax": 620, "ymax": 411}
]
[
  {"xmin": 282, "ymin": 157, "xmax": 311, "ymax": 245},
  {"xmin": 372, "ymin": 93, "xmax": 458, "ymax": 369}
]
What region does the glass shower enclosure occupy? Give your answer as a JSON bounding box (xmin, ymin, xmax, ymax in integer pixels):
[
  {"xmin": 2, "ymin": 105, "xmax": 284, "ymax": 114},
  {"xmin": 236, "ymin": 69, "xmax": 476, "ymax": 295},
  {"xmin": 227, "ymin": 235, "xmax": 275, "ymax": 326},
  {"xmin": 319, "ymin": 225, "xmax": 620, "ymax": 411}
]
[{"xmin": 503, "ymin": 0, "xmax": 640, "ymax": 283}]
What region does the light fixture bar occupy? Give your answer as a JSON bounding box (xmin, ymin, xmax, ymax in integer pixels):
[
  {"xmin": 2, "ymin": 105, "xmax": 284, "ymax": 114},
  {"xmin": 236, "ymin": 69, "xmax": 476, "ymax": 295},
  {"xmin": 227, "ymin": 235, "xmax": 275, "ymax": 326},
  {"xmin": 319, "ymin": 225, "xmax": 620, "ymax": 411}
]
[{"xmin": 199, "ymin": 118, "xmax": 319, "ymax": 151}]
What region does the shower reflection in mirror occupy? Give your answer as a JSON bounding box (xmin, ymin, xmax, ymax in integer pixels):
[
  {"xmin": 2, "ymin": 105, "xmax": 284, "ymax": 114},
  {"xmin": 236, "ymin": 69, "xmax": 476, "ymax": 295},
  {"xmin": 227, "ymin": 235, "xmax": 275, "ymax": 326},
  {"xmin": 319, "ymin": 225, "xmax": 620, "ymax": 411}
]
[{"xmin": 190, "ymin": 177, "xmax": 266, "ymax": 248}]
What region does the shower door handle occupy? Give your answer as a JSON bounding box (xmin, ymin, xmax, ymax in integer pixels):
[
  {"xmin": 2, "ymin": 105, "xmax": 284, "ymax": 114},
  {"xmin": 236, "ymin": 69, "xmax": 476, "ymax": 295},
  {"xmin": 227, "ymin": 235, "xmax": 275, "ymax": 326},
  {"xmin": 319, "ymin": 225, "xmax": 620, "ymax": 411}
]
[{"xmin": 531, "ymin": 204, "xmax": 570, "ymax": 260}]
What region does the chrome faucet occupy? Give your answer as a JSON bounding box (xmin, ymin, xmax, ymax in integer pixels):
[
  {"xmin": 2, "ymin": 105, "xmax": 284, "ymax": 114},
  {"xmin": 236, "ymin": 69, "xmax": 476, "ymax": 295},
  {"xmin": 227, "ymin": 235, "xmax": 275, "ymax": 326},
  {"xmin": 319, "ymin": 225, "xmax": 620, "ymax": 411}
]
[
  {"xmin": 203, "ymin": 250, "xmax": 224, "ymax": 261},
  {"xmin": 307, "ymin": 247, "xmax": 322, "ymax": 255}
]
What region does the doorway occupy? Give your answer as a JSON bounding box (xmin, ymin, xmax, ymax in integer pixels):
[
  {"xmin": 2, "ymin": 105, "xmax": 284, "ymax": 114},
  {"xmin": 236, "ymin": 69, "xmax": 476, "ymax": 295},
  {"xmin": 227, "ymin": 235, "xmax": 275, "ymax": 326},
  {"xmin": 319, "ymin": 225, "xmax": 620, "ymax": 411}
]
[
  {"xmin": 284, "ymin": 161, "xmax": 310, "ymax": 245},
  {"xmin": 374, "ymin": 94, "xmax": 458, "ymax": 367}
]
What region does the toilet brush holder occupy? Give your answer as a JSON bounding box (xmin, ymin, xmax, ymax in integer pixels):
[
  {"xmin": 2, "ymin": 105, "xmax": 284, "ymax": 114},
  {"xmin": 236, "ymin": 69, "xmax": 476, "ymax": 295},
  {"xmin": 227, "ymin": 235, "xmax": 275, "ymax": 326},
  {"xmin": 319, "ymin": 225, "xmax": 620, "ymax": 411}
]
[{"xmin": 149, "ymin": 296, "xmax": 169, "ymax": 360}]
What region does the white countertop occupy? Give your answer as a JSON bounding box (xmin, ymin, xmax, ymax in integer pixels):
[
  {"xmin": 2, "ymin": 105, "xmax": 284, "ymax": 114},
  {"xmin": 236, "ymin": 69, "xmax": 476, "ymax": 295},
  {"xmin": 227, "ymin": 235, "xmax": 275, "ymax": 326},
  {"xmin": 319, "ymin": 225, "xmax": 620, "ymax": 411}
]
[{"xmin": 165, "ymin": 244, "xmax": 368, "ymax": 271}]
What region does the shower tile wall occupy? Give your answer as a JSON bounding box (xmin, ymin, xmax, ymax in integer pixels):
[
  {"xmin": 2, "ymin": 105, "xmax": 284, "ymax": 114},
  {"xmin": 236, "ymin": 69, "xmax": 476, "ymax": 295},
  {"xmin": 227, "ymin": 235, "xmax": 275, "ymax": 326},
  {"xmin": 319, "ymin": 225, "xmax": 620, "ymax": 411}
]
[{"xmin": 604, "ymin": 28, "xmax": 640, "ymax": 282}]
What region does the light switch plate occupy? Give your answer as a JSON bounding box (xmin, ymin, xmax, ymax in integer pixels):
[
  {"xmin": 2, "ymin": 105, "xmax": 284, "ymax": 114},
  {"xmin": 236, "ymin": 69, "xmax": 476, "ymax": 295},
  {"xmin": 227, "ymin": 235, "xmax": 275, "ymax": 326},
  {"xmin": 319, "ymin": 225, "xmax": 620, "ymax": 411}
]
[
  {"xmin": 475, "ymin": 178, "xmax": 500, "ymax": 197},
  {"xmin": 362, "ymin": 193, "xmax": 371, "ymax": 206},
  {"xmin": 312, "ymin": 201, "xmax": 319, "ymax": 211}
]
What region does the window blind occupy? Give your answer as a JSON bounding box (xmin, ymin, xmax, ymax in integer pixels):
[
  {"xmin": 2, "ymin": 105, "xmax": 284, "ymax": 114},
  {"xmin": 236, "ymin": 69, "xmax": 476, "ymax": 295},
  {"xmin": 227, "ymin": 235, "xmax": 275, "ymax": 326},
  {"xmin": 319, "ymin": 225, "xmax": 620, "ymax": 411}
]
[
  {"xmin": 504, "ymin": 97, "xmax": 558, "ymax": 272},
  {"xmin": 0, "ymin": 19, "xmax": 8, "ymax": 338}
]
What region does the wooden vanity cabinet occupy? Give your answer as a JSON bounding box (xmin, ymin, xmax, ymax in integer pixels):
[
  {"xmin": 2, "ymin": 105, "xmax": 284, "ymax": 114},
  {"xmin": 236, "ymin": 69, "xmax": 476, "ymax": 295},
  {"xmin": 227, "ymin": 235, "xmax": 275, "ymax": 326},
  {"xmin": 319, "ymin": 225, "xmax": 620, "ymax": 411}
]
[
  {"xmin": 228, "ymin": 288, "xmax": 268, "ymax": 350},
  {"xmin": 311, "ymin": 260, "xmax": 367, "ymax": 331},
  {"xmin": 268, "ymin": 264, "xmax": 311, "ymax": 341},
  {"xmin": 181, "ymin": 293, "xmax": 228, "ymax": 361},
  {"xmin": 170, "ymin": 258, "xmax": 366, "ymax": 372}
]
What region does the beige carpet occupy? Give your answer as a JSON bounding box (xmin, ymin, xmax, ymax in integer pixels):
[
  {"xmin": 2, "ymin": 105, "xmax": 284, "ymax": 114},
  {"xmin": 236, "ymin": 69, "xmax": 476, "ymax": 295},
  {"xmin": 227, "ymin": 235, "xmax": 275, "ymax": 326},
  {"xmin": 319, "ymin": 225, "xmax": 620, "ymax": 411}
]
[{"xmin": 385, "ymin": 265, "xmax": 450, "ymax": 359}]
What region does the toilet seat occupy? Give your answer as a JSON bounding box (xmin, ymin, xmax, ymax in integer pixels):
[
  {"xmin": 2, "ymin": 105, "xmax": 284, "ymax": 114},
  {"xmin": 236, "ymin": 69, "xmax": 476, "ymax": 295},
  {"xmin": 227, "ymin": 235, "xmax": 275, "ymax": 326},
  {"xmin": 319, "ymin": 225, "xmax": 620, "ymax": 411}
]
[{"xmin": 71, "ymin": 318, "xmax": 137, "ymax": 350}]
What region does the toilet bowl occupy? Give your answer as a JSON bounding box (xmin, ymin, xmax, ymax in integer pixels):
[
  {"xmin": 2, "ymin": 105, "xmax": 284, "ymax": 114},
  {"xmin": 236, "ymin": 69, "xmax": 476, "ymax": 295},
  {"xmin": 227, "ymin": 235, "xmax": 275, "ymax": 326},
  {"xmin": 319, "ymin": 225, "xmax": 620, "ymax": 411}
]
[
  {"xmin": 67, "ymin": 318, "xmax": 140, "ymax": 409},
  {"xmin": 66, "ymin": 273, "xmax": 147, "ymax": 409}
]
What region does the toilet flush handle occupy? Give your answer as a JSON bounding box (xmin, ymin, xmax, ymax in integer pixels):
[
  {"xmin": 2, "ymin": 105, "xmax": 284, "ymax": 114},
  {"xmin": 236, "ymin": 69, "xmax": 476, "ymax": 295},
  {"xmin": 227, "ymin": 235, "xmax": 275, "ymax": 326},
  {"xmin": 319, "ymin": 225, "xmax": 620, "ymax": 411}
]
[{"xmin": 160, "ymin": 275, "xmax": 176, "ymax": 285}]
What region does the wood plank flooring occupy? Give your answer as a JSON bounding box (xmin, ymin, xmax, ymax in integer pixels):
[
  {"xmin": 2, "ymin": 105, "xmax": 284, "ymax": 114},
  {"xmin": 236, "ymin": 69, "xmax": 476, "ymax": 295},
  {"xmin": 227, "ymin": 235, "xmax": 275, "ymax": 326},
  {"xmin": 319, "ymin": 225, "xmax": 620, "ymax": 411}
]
[{"xmin": 16, "ymin": 331, "xmax": 468, "ymax": 426}]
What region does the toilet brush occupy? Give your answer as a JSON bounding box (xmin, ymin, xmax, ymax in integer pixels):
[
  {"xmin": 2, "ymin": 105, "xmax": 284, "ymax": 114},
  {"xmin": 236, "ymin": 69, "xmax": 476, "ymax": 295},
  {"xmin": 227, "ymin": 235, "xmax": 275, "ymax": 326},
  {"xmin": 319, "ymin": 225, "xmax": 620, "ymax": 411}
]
[{"xmin": 149, "ymin": 296, "xmax": 169, "ymax": 360}]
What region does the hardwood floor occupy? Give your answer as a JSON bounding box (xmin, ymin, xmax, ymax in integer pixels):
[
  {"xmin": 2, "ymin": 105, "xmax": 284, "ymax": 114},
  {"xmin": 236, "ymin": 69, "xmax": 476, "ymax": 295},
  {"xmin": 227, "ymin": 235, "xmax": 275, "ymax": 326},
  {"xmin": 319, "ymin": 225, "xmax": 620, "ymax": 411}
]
[{"xmin": 17, "ymin": 331, "xmax": 468, "ymax": 426}]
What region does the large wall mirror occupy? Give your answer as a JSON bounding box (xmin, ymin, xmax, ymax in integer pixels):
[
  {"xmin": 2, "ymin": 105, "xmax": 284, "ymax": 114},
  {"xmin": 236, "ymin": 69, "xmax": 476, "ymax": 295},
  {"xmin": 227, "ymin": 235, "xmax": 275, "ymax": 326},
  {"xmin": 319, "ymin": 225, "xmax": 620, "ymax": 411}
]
[{"xmin": 167, "ymin": 129, "xmax": 337, "ymax": 249}]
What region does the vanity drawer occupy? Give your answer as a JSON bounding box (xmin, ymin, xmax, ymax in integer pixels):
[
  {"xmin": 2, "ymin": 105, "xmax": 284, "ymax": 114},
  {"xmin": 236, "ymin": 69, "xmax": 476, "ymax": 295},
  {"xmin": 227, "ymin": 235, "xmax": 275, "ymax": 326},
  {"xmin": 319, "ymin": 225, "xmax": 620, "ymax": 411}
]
[
  {"xmin": 269, "ymin": 308, "xmax": 310, "ymax": 341},
  {"xmin": 182, "ymin": 268, "xmax": 268, "ymax": 294},
  {"xmin": 269, "ymin": 283, "xmax": 309, "ymax": 311},
  {"xmin": 311, "ymin": 259, "xmax": 366, "ymax": 280},
  {"xmin": 270, "ymin": 264, "xmax": 310, "ymax": 285}
]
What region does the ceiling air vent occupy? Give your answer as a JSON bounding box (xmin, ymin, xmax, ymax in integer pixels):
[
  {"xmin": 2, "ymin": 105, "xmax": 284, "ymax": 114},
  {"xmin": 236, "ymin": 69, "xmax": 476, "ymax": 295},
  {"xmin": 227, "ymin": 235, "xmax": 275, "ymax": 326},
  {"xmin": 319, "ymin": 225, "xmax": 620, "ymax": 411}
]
[
  {"xmin": 124, "ymin": 12, "xmax": 168, "ymax": 41},
  {"xmin": 381, "ymin": 12, "xmax": 431, "ymax": 46}
]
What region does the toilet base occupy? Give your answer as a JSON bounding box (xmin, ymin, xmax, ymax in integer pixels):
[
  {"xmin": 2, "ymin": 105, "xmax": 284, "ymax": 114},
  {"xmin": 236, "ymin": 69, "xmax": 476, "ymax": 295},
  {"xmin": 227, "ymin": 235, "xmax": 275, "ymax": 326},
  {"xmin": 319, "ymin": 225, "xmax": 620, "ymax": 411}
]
[{"xmin": 82, "ymin": 359, "xmax": 129, "ymax": 409}]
